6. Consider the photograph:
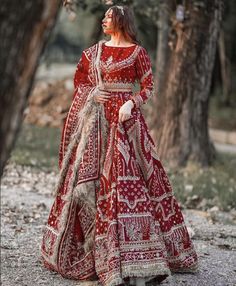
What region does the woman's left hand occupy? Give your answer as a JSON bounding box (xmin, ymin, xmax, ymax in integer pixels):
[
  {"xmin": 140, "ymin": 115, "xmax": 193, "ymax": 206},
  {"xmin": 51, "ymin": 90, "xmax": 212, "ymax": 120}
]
[{"xmin": 118, "ymin": 100, "xmax": 134, "ymax": 123}]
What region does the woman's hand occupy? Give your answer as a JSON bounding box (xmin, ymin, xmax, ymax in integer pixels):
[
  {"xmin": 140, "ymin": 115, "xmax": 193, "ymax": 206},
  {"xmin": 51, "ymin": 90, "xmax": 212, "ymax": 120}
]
[
  {"xmin": 119, "ymin": 100, "xmax": 134, "ymax": 123},
  {"xmin": 94, "ymin": 88, "xmax": 111, "ymax": 103}
]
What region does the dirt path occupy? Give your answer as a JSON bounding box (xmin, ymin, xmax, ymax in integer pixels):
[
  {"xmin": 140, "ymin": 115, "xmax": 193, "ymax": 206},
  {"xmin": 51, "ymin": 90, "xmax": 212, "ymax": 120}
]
[{"xmin": 1, "ymin": 164, "xmax": 236, "ymax": 286}]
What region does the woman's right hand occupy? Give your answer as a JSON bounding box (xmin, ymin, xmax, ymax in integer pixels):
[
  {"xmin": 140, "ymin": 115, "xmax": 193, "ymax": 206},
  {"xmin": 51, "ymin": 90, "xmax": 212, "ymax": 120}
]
[{"xmin": 94, "ymin": 88, "xmax": 111, "ymax": 103}]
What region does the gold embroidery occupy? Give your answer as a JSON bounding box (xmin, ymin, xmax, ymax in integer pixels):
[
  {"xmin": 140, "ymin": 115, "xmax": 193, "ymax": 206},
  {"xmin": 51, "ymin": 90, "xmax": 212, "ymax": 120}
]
[{"xmin": 103, "ymin": 82, "xmax": 133, "ymax": 92}]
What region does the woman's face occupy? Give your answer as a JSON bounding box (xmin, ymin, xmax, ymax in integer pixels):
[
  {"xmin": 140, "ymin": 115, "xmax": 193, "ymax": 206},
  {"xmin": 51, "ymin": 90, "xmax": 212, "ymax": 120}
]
[{"xmin": 102, "ymin": 9, "xmax": 114, "ymax": 35}]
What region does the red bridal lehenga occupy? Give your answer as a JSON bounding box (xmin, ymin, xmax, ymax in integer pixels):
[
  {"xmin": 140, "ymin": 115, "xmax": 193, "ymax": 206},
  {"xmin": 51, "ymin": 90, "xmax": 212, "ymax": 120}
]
[{"xmin": 41, "ymin": 40, "xmax": 198, "ymax": 286}]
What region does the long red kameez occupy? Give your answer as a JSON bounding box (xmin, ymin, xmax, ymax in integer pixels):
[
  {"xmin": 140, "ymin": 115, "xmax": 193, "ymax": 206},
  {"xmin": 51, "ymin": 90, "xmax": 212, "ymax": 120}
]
[{"xmin": 41, "ymin": 41, "xmax": 198, "ymax": 286}]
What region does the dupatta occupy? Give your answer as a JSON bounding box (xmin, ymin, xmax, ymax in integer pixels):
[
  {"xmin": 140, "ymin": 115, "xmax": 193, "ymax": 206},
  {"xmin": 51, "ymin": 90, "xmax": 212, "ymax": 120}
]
[{"xmin": 41, "ymin": 40, "xmax": 108, "ymax": 278}]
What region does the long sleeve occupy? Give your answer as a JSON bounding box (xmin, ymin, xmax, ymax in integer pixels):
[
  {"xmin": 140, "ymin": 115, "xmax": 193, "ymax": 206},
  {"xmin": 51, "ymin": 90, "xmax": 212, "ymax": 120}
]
[
  {"xmin": 59, "ymin": 50, "xmax": 94, "ymax": 168},
  {"xmin": 131, "ymin": 47, "xmax": 154, "ymax": 107},
  {"xmin": 73, "ymin": 51, "xmax": 93, "ymax": 98}
]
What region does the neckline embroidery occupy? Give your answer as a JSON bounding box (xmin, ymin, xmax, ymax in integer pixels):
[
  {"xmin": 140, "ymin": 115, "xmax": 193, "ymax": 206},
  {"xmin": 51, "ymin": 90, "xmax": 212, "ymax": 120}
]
[{"xmin": 100, "ymin": 43, "xmax": 141, "ymax": 73}]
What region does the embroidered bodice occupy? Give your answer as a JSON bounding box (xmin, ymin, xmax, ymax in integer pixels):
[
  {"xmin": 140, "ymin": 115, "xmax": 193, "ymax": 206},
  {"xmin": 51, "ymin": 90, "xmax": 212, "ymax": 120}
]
[{"xmin": 74, "ymin": 41, "xmax": 154, "ymax": 108}]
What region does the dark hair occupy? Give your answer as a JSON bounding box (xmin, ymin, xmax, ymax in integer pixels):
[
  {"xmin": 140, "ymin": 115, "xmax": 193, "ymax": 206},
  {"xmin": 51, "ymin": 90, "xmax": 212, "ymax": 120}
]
[{"xmin": 109, "ymin": 5, "xmax": 139, "ymax": 44}]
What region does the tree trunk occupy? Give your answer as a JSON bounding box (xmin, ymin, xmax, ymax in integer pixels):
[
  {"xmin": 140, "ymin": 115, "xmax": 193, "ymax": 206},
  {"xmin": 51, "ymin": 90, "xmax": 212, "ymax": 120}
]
[
  {"xmin": 155, "ymin": 0, "xmax": 175, "ymax": 92},
  {"xmin": 218, "ymin": 28, "xmax": 232, "ymax": 106},
  {"xmin": 0, "ymin": 0, "xmax": 61, "ymax": 177},
  {"xmin": 153, "ymin": 0, "xmax": 222, "ymax": 167},
  {"xmin": 148, "ymin": 0, "xmax": 174, "ymax": 130}
]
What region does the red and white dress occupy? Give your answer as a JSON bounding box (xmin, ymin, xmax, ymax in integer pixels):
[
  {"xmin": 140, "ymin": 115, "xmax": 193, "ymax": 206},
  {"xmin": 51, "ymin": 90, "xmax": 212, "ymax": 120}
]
[{"xmin": 41, "ymin": 40, "xmax": 198, "ymax": 286}]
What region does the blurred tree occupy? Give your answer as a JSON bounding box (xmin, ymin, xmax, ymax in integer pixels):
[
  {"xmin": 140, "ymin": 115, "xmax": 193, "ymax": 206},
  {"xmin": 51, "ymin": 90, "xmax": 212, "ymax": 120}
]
[
  {"xmin": 0, "ymin": 0, "xmax": 61, "ymax": 176},
  {"xmin": 218, "ymin": 0, "xmax": 236, "ymax": 106},
  {"xmin": 152, "ymin": 0, "xmax": 223, "ymax": 167},
  {"xmin": 63, "ymin": 0, "xmax": 107, "ymax": 46},
  {"xmin": 155, "ymin": 0, "xmax": 175, "ymax": 91}
]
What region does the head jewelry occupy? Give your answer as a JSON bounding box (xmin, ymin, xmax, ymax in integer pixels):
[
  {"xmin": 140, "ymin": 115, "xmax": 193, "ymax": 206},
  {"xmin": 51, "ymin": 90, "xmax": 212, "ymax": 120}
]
[{"xmin": 116, "ymin": 5, "xmax": 124, "ymax": 15}]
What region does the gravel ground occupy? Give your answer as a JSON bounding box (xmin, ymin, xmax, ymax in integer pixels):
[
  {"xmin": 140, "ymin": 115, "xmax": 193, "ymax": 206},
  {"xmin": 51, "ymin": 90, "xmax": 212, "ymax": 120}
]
[{"xmin": 1, "ymin": 164, "xmax": 236, "ymax": 286}]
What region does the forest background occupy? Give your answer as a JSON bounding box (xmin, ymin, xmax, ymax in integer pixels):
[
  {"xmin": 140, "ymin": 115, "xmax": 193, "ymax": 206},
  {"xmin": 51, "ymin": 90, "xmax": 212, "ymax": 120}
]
[
  {"xmin": 0, "ymin": 1, "xmax": 236, "ymax": 285},
  {"xmin": 1, "ymin": 0, "xmax": 236, "ymax": 210}
]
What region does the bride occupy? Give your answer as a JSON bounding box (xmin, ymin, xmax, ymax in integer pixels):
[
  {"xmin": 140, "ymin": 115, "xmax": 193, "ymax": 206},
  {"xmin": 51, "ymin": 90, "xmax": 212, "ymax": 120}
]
[{"xmin": 41, "ymin": 5, "xmax": 198, "ymax": 286}]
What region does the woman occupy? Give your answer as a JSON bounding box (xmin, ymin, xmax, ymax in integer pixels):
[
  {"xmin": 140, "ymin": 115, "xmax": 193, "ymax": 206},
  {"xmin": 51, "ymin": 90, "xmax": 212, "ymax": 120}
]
[{"xmin": 41, "ymin": 5, "xmax": 198, "ymax": 286}]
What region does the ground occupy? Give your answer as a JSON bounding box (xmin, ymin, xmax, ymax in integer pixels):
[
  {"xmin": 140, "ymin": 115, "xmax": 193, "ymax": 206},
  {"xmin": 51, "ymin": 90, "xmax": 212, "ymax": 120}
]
[{"xmin": 1, "ymin": 164, "xmax": 236, "ymax": 286}]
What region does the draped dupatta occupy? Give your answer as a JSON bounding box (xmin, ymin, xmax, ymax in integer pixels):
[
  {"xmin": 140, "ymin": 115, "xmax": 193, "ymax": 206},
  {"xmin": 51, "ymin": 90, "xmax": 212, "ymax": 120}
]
[{"xmin": 41, "ymin": 40, "xmax": 108, "ymax": 279}]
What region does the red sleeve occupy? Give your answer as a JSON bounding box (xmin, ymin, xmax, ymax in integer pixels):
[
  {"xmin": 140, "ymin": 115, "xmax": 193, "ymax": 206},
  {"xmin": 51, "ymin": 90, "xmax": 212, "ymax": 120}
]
[
  {"xmin": 59, "ymin": 51, "xmax": 93, "ymax": 169},
  {"xmin": 73, "ymin": 51, "xmax": 92, "ymax": 89},
  {"xmin": 131, "ymin": 47, "xmax": 154, "ymax": 107}
]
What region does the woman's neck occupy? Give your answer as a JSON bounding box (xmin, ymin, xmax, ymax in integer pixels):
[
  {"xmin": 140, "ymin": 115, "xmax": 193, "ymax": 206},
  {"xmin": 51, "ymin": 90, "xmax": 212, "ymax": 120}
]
[{"xmin": 106, "ymin": 32, "xmax": 133, "ymax": 47}]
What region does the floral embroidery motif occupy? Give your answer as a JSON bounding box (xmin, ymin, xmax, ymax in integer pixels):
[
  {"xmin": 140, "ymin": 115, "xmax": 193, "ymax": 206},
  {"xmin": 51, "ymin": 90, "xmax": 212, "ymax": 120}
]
[{"xmin": 106, "ymin": 55, "xmax": 113, "ymax": 66}]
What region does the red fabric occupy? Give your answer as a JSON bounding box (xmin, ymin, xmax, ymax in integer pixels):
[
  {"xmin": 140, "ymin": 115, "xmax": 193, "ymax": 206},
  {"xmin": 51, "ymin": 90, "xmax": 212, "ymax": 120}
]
[{"xmin": 41, "ymin": 42, "xmax": 198, "ymax": 286}]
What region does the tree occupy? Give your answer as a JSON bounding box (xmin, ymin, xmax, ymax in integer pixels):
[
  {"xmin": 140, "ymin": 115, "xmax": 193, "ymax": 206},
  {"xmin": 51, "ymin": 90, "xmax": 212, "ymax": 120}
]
[
  {"xmin": 153, "ymin": 0, "xmax": 223, "ymax": 167},
  {"xmin": 155, "ymin": 0, "xmax": 175, "ymax": 91},
  {"xmin": 0, "ymin": 0, "xmax": 61, "ymax": 177}
]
